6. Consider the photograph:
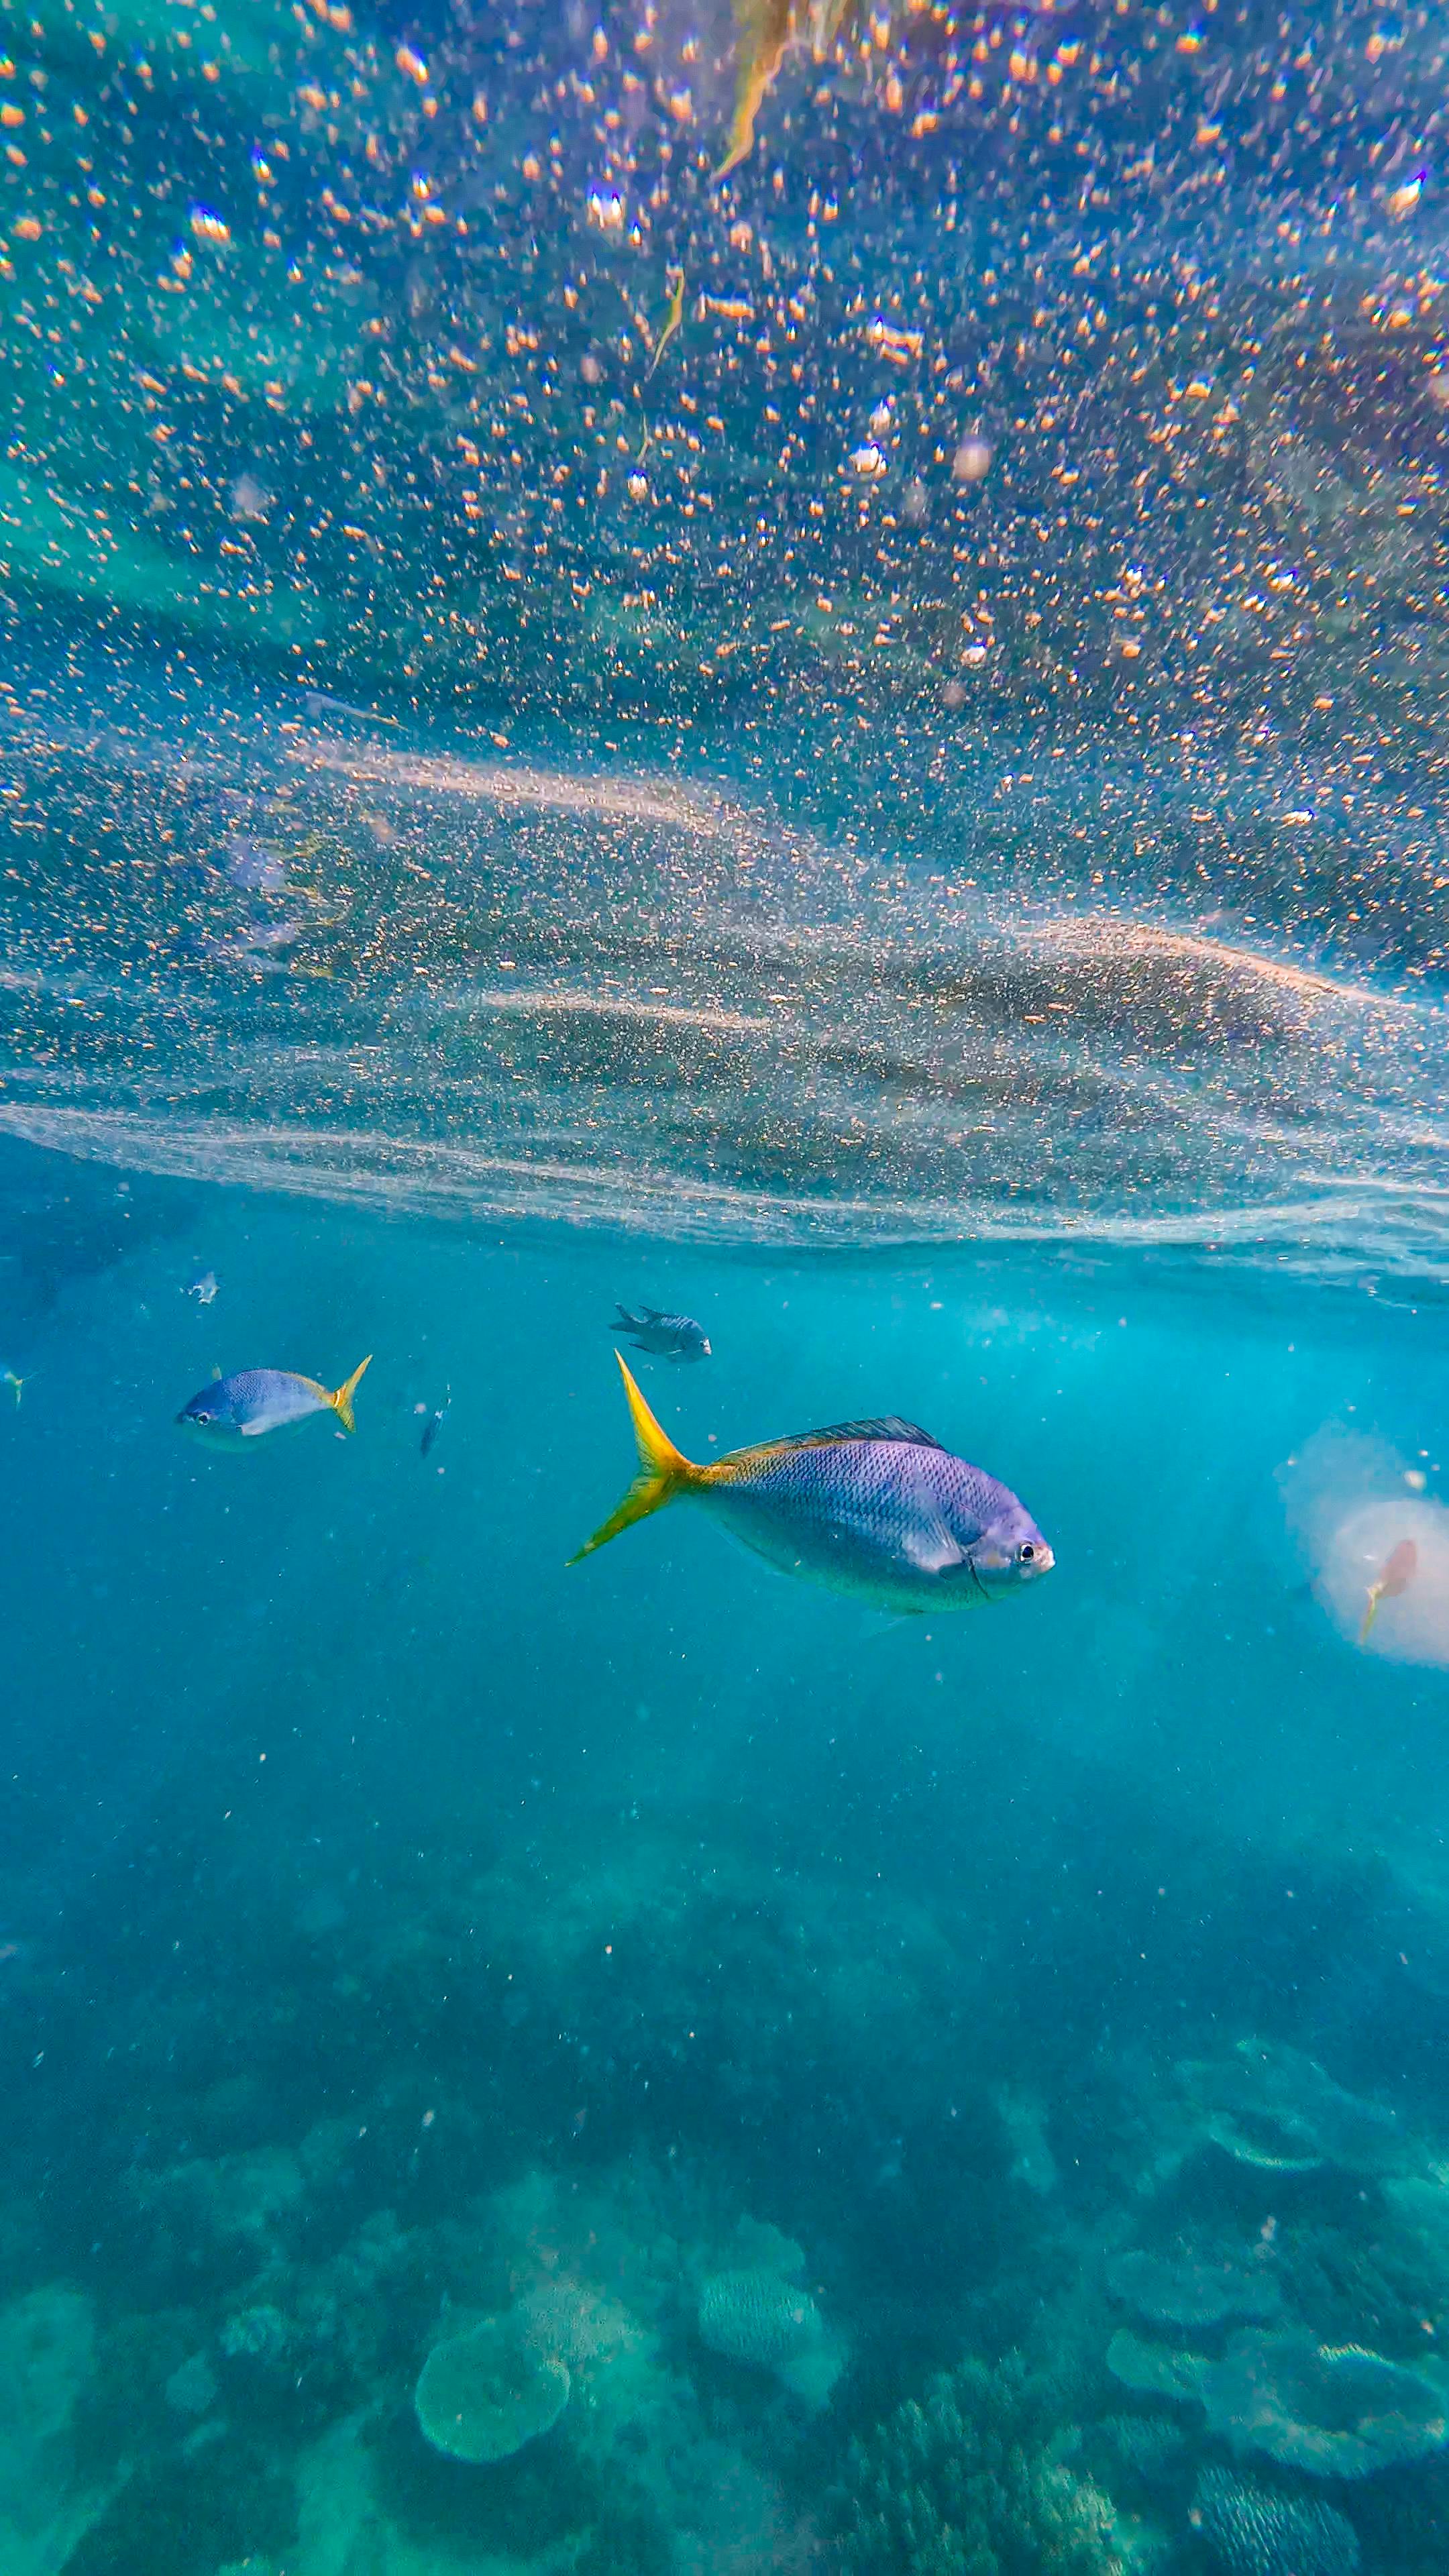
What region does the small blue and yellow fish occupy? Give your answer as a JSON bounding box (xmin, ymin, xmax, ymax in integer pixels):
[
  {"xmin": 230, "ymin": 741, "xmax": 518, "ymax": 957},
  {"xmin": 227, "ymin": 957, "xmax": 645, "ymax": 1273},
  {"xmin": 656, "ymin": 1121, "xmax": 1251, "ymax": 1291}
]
[
  {"xmin": 177, "ymin": 1355, "xmax": 371, "ymax": 1442},
  {"xmin": 571, "ymin": 1354, "xmax": 1053, "ymax": 1614}
]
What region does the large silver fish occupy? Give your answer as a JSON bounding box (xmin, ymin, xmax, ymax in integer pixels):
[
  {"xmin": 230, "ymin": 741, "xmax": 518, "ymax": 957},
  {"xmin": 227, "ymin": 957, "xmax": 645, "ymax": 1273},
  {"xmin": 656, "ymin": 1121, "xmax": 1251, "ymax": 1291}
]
[{"xmin": 570, "ymin": 1355, "xmax": 1053, "ymax": 1615}]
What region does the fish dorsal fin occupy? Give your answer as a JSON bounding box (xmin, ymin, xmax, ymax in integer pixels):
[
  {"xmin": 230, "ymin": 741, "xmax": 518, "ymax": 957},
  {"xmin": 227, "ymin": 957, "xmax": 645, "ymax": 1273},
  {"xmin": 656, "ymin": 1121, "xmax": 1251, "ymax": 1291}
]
[{"xmin": 771, "ymin": 1416, "xmax": 946, "ymax": 1453}]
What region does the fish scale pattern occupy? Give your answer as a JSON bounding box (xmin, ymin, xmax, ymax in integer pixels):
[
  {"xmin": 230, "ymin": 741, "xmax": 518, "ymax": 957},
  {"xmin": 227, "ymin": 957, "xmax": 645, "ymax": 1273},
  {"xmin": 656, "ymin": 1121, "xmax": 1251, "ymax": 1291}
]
[
  {"xmin": 1194, "ymin": 2469, "xmax": 1360, "ymax": 2576},
  {"xmin": 710, "ymin": 1435, "xmax": 1006, "ymax": 1549}
]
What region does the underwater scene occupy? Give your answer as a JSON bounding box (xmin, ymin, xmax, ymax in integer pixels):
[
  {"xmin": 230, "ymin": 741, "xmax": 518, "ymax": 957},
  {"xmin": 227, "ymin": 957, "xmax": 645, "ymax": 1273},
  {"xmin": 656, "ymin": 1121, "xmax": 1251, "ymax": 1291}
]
[{"xmin": 9, "ymin": 0, "xmax": 1449, "ymax": 2571}]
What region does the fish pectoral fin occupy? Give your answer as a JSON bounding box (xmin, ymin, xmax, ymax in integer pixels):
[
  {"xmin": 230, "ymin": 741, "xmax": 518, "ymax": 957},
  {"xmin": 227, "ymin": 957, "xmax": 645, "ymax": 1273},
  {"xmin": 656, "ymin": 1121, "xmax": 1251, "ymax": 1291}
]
[{"xmin": 900, "ymin": 1522, "xmax": 965, "ymax": 1576}]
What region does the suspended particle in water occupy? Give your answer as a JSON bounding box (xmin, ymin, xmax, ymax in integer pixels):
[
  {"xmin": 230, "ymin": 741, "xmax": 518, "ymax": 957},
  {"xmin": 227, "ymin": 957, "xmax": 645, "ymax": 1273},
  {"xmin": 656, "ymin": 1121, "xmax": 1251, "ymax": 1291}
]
[
  {"xmin": 395, "ymin": 44, "xmax": 428, "ymax": 83},
  {"xmin": 580, "ymin": 350, "xmax": 604, "ymax": 384},
  {"xmin": 868, "ymin": 399, "xmax": 893, "ymax": 437},
  {"xmin": 189, "ymin": 205, "xmax": 231, "ymax": 245},
  {"xmin": 953, "ymin": 437, "xmax": 992, "ymax": 482},
  {"xmin": 627, "ymin": 471, "xmax": 649, "ymax": 500},
  {"xmin": 902, "ymin": 478, "xmax": 928, "ymax": 523},
  {"xmin": 849, "ymin": 442, "xmax": 888, "ymax": 477}
]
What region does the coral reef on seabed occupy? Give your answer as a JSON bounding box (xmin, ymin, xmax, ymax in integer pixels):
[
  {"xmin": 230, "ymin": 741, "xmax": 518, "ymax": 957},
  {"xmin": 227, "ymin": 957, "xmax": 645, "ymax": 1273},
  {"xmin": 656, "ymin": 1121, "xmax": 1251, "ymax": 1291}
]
[
  {"xmin": 1143, "ymin": 2042, "xmax": 1413, "ymax": 2188},
  {"xmin": 833, "ymin": 2352, "xmax": 1124, "ymax": 2576},
  {"xmin": 0, "ymin": 2286, "xmax": 129, "ymax": 2576},
  {"xmin": 1191, "ymin": 2467, "xmax": 1360, "ymax": 2576},
  {"xmin": 414, "ymin": 2315, "xmax": 572, "ymax": 2464},
  {"xmin": 1108, "ymin": 2322, "xmax": 1449, "ymax": 2477}
]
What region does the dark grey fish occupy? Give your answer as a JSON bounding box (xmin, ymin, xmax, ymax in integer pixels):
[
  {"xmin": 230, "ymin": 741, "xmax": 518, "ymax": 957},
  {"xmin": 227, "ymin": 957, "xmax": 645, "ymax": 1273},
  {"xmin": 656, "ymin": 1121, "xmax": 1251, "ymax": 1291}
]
[
  {"xmin": 421, "ymin": 1392, "xmax": 450, "ymax": 1457},
  {"xmin": 610, "ymin": 1303, "xmax": 711, "ymax": 1362}
]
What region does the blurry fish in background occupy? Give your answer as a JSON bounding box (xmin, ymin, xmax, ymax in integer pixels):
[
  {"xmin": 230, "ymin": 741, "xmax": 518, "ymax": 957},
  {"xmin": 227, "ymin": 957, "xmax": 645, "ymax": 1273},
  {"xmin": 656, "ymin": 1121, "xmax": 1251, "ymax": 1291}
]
[
  {"xmin": 223, "ymin": 835, "xmax": 287, "ymax": 895},
  {"xmin": 300, "ymin": 689, "xmax": 398, "ymax": 727},
  {"xmin": 1361, "ymin": 1539, "xmax": 1418, "ymax": 1643},
  {"xmin": 0, "ymin": 1368, "xmax": 25, "ymax": 1407},
  {"xmin": 571, "ymin": 1354, "xmax": 1053, "ymax": 1614},
  {"xmin": 714, "ymin": 0, "xmax": 859, "ymax": 178},
  {"xmin": 645, "ymin": 266, "xmax": 687, "ymax": 379},
  {"xmin": 177, "ymin": 1355, "xmax": 371, "ymax": 1440},
  {"xmin": 610, "ymin": 1304, "xmax": 712, "ymax": 1362},
  {"xmin": 185, "ymin": 1270, "xmax": 219, "ymax": 1305},
  {"xmin": 420, "ymin": 1391, "xmax": 451, "ymax": 1458},
  {"xmin": 203, "ymin": 919, "xmax": 307, "ymax": 965}
]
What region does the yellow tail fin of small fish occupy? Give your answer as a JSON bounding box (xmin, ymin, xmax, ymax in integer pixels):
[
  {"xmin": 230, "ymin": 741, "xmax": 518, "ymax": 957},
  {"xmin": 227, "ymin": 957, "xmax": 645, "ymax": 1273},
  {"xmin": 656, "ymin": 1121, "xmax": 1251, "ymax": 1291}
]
[
  {"xmin": 1360, "ymin": 1582, "xmax": 1384, "ymax": 1645},
  {"xmin": 568, "ymin": 1352, "xmax": 699, "ymax": 1564},
  {"xmin": 329, "ymin": 1353, "xmax": 372, "ymax": 1434}
]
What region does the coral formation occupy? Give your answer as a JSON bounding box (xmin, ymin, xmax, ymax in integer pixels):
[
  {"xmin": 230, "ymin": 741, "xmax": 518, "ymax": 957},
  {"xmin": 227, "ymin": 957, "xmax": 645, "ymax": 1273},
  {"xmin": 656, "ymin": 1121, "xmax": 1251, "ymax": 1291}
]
[
  {"xmin": 413, "ymin": 2314, "xmax": 571, "ymax": 2464},
  {"xmin": 0, "ymin": 2286, "xmax": 126, "ymax": 2576},
  {"xmin": 1193, "ymin": 2466, "xmax": 1360, "ymax": 2576},
  {"xmin": 1106, "ymin": 2241, "xmax": 1281, "ymax": 2328},
  {"xmin": 221, "ymin": 2303, "xmax": 292, "ymax": 2363},
  {"xmin": 1196, "ymin": 2328, "xmax": 1448, "ymax": 2477},
  {"xmin": 834, "ymin": 2353, "xmax": 1123, "ymax": 2575},
  {"xmin": 1105, "ymin": 2328, "xmax": 1204, "ymax": 2404},
  {"xmin": 1095, "ymin": 2410, "xmax": 1189, "ymax": 2488},
  {"xmin": 698, "ymin": 2270, "xmax": 832, "ymax": 2392},
  {"xmin": 1163, "ymin": 2044, "xmax": 1408, "ymax": 2183},
  {"xmin": 696, "ymin": 2222, "xmax": 846, "ymax": 2407},
  {"xmin": 991, "ymin": 2087, "xmax": 1060, "ymax": 2196},
  {"xmin": 127, "ymin": 2144, "xmax": 308, "ymax": 2250}
]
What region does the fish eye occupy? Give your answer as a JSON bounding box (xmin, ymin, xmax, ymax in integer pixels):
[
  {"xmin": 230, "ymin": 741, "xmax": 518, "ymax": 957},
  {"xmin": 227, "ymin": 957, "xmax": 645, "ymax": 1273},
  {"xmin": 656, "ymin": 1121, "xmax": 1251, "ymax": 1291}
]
[
  {"xmin": 193, "ymin": 1409, "xmax": 210, "ymax": 1424},
  {"xmin": 1018, "ymin": 1542, "xmax": 1036, "ymax": 1562}
]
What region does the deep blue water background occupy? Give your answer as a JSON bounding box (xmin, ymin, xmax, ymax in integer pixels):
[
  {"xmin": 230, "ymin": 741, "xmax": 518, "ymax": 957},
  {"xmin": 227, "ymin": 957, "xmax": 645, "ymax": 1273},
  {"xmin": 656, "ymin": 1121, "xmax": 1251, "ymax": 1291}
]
[{"xmin": 3, "ymin": 1130, "xmax": 1449, "ymax": 2570}]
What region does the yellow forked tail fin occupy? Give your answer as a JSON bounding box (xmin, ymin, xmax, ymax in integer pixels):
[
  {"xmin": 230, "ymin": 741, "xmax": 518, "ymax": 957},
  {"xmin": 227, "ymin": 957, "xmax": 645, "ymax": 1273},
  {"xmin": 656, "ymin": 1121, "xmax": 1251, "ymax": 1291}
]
[
  {"xmin": 568, "ymin": 1352, "xmax": 698, "ymax": 1565},
  {"xmin": 329, "ymin": 1353, "xmax": 372, "ymax": 1434}
]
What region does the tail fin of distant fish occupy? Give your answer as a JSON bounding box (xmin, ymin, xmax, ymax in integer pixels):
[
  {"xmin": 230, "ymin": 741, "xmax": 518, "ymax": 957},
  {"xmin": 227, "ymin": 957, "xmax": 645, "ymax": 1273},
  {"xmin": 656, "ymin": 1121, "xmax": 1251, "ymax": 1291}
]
[
  {"xmin": 328, "ymin": 1354, "xmax": 372, "ymax": 1434},
  {"xmin": 1360, "ymin": 1582, "xmax": 1385, "ymax": 1644},
  {"xmin": 568, "ymin": 1352, "xmax": 699, "ymax": 1564}
]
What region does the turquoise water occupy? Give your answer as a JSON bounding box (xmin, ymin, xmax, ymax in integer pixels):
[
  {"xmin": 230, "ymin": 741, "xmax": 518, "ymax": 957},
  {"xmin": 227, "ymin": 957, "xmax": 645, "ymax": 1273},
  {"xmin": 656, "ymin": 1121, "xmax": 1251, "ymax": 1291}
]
[{"xmin": 7, "ymin": 0, "xmax": 1449, "ymax": 2570}]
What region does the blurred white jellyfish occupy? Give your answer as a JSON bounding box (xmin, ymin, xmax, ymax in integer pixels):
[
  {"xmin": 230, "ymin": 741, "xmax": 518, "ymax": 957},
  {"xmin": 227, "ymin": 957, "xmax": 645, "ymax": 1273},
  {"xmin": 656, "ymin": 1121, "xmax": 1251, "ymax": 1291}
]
[{"xmin": 1279, "ymin": 1426, "xmax": 1449, "ymax": 1664}]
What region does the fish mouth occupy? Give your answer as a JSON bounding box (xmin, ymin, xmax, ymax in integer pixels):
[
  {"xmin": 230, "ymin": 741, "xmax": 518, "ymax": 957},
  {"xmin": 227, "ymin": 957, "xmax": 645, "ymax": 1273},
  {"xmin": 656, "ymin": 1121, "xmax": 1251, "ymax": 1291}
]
[{"xmin": 1030, "ymin": 1544, "xmax": 1056, "ymax": 1576}]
